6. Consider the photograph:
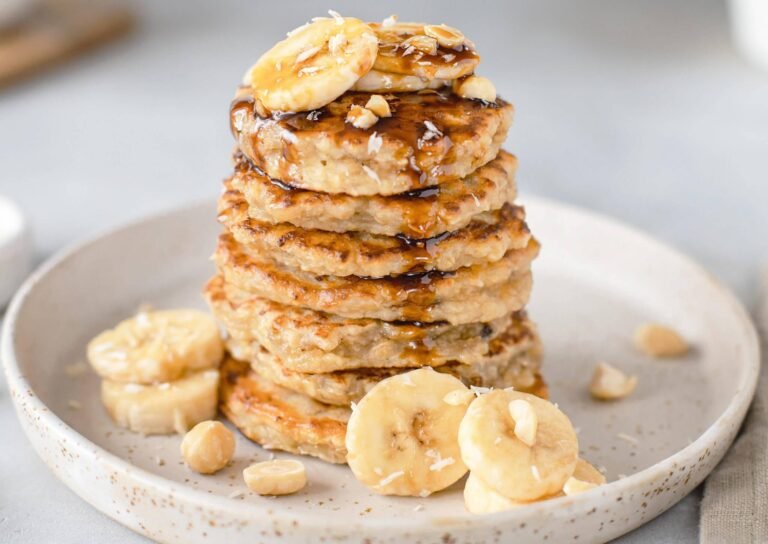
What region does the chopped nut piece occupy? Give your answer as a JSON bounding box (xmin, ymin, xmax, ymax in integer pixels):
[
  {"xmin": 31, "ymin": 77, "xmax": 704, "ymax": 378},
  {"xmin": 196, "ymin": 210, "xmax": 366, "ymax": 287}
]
[
  {"xmin": 243, "ymin": 459, "xmax": 307, "ymax": 495},
  {"xmin": 443, "ymin": 388, "xmax": 475, "ymax": 406},
  {"xmin": 508, "ymin": 399, "xmax": 538, "ymax": 446},
  {"xmin": 346, "ymin": 105, "xmax": 378, "ymax": 129},
  {"xmin": 424, "ymin": 24, "xmax": 465, "ymax": 49},
  {"xmin": 453, "ymin": 75, "xmax": 496, "ymax": 102},
  {"xmin": 590, "ymin": 362, "xmax": 637, "ymax": 401},
  {"xmin": 634, "ymin": 323, "xmax": 689, "ymax": 358},
  {"xmin": 365, "ymin": 95, "xmax": 392, "ymax": 117},
  {"xmin": 382, "ymin": 14, "xmax": 398, "ymax": 27},
  {"xmin": 563, "ymin": 476, "xmax": 598, "ymax": 496},
  {"xmin": 180, "ymin": 420, "xmax": 235, "ymax": 475},
  {"xmin": 402, "ymin": 35, "xmax": 438, "ymax": 56}
]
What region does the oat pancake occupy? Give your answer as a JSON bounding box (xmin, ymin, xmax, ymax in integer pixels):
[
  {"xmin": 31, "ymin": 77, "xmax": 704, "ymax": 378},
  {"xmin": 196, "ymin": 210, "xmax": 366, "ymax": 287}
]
[
  {"xmin": 239, "ymin": 321, "xmax": 543, "ymax": 405},
  {"xmin": 220, "ymin": 357, "xmax": 349, "ymax": 464},
  {"xmin": 213, "ymin": 232, "xmax": 538, "ymax": 324},
  {"xmin": 205, "ymin": 275, "xmax": 515, "ymax": 373},
  {"xmin": 219, "ymin": 183, "xmax": 531, "ymax": 277},
  {"xmin": 230, "ymin": 88, "xmax": 513, "ymax": 196},
  {"xmin": 220, "ymin": 357, "xmax": 546, "ymax": 465},
  {"xmin": 228, "ymin": 149, "xmax": 518, "ymax": 238}
]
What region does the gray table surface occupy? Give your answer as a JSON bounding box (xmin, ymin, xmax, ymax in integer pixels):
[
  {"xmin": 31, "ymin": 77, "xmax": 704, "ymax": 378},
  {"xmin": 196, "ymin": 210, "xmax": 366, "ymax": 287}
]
[{"xmin": 1, "ymin": 0, "xmax": 766, "ymax": 542}]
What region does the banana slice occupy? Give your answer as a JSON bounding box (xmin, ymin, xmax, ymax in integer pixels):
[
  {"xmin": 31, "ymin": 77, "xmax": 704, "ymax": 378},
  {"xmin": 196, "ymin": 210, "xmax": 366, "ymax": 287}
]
[
  {"xmin": 351, "ymin": 69, "xmax": 448, "ymax": 92},
  {"xmin": 101, "ymin": 369, "xmax": 219, "ymax": 435},
  {"xmin": 464, "ymin": 472, "xmax": 527, "ymax": 514},
  {"xmin": 465, "ymin": 458, "xmax": 605, "ymax": 514},
  {"xmin": 458, "ymin": 390, "xmax": 578, "ymax": 501},
  {"xmin": 243, "ymin": 16, "xmax": 378, "ymax": 113},
  {"xmin": 345, "ymin": 367, "xmax": 469, "ymax": 496},
  {"xmin": 370, "ymin": 21, "xmax": 479, "ymax": 80},
  {"xmin": 243, "ymin": 459, "xmax": 307, "ymax": 495},
  {"xmin": 87, "ymin": 309, "xmax": 224, "ymax": 384}
]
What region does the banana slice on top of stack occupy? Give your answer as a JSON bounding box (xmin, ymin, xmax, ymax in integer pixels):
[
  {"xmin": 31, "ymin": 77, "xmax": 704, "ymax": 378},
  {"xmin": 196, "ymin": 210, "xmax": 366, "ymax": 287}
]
[{"xmin": 87, "ymin": 309, "xmax": 224, "ymax": 435}]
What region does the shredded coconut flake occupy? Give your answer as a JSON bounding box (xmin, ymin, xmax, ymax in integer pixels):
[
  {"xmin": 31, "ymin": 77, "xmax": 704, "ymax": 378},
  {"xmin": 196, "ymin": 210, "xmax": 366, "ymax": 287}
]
[
  {"xmin": 429, "ymin": 456, "xmax": 455, "ymax": 472},
  {"xmin": 400, "ymin": 373, "xmax": 415, "ymax": 386},
  {"xmin": 362, "ymin": 165, "xmax": 380, "ymax": 183},
  {"xmin": 281, "ymin": 130, "xmax": 298, "ymax": 144},
  {"xmin": 418, "ymin": 489, "xmax": 431, "ymax": 497},
  {"xmin": 287, "ymin": 22, "xmax": 310, "ymax": 37},
  {"xmin": 328, "ymin": 9, "xmax": 343, "ymax": 23},
  {"xmin": 443, "ymin": 53, "xmax": 456, "ymax": 62},
  {"xmin": 470, "ymin": 385, "xmax": 492, "ymax": 397},
  {"xmin": 350, "ymin": 401, "xmax": 358, "ymax": 412},
  {"xmin": 378, "ymin": 470, "xmax": 404, "ymax": 487},
  {"xmin": 423, "ymin": 120, "xmax": 443, "ymax": 137},
  {"xmin": 413, "ymin": 504, "xmax": 424, "ymax": 512},
  {"xmin": 296, "ymin": 46, "xmax": 321, "ymax": 63},
  {"xmin": 228, "ymin": 490, "xmax": 245, "ymax": 499},
  {"xmin": 298, "ymin": 66, "xmax": 320, "ymax": 76},
  {"xmin": 493, "ymin": 436, "xmax": 502, "ymax": 446},
  {"xmin": 368, "ymin": 132, "xmax": 383, "ymax": 155},
  {"xmin": 617, "ymin": 432, "xmax": 639, "ymax": 445},
  {"xmin": 531, "ymin": 465, "xmax": 541, "ymax": 482},
  {"xmin": 374, "ymin": 467, "xmax": 384, "ymax": 476}
]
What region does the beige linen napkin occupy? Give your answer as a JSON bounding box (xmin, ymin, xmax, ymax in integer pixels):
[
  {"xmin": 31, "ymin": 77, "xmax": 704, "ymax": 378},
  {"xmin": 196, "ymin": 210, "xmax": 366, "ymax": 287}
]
[{"xmin": 701, "ymin": 271, "xmax": 767, "ymax": 543}]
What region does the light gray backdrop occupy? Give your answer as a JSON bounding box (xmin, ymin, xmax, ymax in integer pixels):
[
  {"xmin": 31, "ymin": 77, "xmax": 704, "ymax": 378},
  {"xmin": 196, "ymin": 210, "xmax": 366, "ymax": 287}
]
[{"xmin": 1, "ymin": 0, "xmax": 766, "ymax": 542}]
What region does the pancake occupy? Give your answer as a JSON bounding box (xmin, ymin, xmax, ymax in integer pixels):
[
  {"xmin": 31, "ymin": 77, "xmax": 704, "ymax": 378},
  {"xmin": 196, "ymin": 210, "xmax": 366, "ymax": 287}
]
[
  {"xmin": 205, "ymin": 275, "xmax": 516, "ymax": 373},
  {"xmin": 220, "ymin": 356, "xmax": 547, "ymax": 465},
  {"xmin": 228, "ymin": 149, "xmax": 518, "ymax": 239},
  {"xmin": 219, "ymin": 183, "xmax": 531, "ymax": 277},
  {"xmin": 220, "ymin": 357, "xmax": 349, "ymax": 464},
  {"xmin": 230, "ymin": 88, "xmax": 513, "ymax": 196},
  {"xmin": 213, "ymin": 232, "xmax": 538, "ymax": 324},
  {"xmin": 239, "ymin": 320, "xmax": 543, "ymax": 405}
]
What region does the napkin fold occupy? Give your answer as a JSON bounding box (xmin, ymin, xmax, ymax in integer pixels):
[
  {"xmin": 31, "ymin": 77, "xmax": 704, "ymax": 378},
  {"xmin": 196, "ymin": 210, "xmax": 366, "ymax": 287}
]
[{"xmin": 700, "ymin": 270, "xmax": 768, "ymax": 543}]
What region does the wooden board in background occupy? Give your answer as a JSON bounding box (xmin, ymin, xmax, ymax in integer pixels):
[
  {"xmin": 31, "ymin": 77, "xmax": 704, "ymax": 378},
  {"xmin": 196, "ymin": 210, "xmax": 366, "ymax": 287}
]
[{"xmin": 0, "ymin": 0, "xmax": 135, "ymax": 88}]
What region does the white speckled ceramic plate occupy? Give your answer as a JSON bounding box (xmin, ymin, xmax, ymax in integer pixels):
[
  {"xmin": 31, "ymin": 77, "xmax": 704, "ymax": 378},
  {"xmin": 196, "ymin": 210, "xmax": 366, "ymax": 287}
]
[{"xmin": 2, "ymin": 197, "xmax": 759, "ymax": 544}]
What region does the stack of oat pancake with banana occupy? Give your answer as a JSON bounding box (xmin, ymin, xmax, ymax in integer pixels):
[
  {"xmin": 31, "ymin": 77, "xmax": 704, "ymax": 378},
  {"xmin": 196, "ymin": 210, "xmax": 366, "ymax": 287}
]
[{"xmin": 205, "ymin": 13, "xmax": 544, "ymax": 464}]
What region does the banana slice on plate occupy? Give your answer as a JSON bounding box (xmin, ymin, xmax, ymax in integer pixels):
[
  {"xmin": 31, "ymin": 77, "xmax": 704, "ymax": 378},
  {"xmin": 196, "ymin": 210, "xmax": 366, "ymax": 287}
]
[
  {"xmin": 87, "ymin": 309, "xmax": 223, "ymax": 384},
  {"xmin": 243, "ymin": 15, "xmax": 378, "ymax": 113},
  {"xmin": 351, "ymin": 69, "xmax": 448, "ymax": 92},
  {"xmin": 101, "ymin": 369, "xmax": 219, "ymax": 435},
  {"xmin": 345, "ymin": 367, "xmax": 470, "ymax": 496},
  {"xmin": 464, "ymin": 458, "xmax": 605, "ymax": 513},
  {"xmin": 464, "ymin": 471, "xmax": 527, "ymax": 514},
  {"xmin": 458, "ymin": 390, "xmax": 578, "ymax": 501},
  {"xmin": 243, "ymin": 459, "xmax": 307, "ymax": 496},
  {"xmin": 370, "ymin": 21, "xmax": 479, "ymax": 80}
]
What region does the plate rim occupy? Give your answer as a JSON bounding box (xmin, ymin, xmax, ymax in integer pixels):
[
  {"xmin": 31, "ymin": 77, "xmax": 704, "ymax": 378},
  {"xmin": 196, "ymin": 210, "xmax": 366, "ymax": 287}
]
[{"xmin": 1, "ymin": 195, "xmax": 761, "ymax": 537}]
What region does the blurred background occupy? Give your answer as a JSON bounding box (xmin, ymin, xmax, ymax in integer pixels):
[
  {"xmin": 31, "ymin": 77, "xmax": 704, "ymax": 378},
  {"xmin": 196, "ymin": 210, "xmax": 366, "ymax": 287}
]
[
  {"xmin": 0, "ymin": 0, "xmax": 766, "ymax": 541},
  {"xmin": 1, "ymin": 0, "xmax": 767, "ymax": 299}
]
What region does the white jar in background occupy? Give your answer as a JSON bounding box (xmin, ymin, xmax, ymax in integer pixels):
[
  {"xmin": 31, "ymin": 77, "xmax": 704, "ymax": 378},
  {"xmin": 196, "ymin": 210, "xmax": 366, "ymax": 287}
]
[
  {"xmin": 0, "ymin": 196, "xmax": 33, "ymax": 309},
  {"xmin": 730, "ymin": 0, "xmax": 768, "ymax": 70}
]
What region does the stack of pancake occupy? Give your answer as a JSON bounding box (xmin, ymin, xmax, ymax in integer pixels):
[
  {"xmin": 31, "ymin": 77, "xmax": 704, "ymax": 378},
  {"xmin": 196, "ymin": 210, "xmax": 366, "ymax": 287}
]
[{"xmin": 205, "ymin": 17, "xmax": 544, "ymax": 464}]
